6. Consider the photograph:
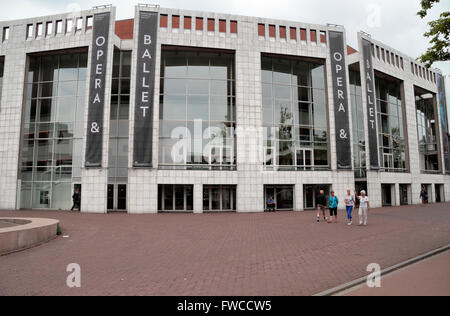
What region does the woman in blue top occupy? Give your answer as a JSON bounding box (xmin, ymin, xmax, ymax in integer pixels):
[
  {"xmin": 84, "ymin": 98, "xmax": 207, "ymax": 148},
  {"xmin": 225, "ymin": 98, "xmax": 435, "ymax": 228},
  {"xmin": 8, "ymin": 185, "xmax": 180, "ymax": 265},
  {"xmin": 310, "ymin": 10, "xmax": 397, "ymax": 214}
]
[{"xmin": 328, "ymin": 191, "xmax": 339, "ymax": 223}]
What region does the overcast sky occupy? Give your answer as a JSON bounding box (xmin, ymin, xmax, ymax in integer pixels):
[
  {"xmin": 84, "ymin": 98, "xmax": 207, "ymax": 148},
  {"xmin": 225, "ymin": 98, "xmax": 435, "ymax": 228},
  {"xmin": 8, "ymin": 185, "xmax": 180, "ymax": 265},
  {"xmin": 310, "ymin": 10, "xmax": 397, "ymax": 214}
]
[
  {"xmin": 1, "ymin": 1, "xmax": 449, "ymax": 81},
  {"xmin": 0, "ymin": 0, "xmax": 448, "ymax": 61}
]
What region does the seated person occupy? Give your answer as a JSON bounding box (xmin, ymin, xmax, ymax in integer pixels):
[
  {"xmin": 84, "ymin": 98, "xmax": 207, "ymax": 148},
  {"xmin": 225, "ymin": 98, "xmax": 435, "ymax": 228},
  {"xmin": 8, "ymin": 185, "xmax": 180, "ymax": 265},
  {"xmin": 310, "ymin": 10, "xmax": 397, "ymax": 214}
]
[{"xmin": 266, "ymin": 196, "xmax": 276, "ymax": 212}]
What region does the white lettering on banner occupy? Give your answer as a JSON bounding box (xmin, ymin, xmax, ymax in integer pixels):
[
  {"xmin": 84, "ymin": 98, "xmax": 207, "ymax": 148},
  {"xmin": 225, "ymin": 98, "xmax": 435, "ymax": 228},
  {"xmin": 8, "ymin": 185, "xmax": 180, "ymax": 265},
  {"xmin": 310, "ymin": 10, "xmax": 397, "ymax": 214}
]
[
  {"xmin": 143, "ymin": 63, "xmax": 150, "ymax": 73},
  {"xmin": 89, "ymin": 34, "xmax": 107, "ymax": 135},
  {"xmin": 142, "ymin": 49, "xmax": 152, "ymax": 59},
  {"xmin": 93, "ymin": 93, "xmax": 101, "ymax": 104},
  {"xmin": 143, "ymin": 77, "xmax": 149, "ymax": 88},
  {"xmin": 96, "ymin": 36, "xmax": 106, "ymax": 47},
  {"xmin": 141, "ymin": 106, "xmax": 149, "ymax": 117},
  {"xmin": 366, "ymin": 58, "xmax": 376, "ymax": 130},
  {"xmin": 91, "ymin": 122, "xmax": 100, "ymax": 133},
  {"xmin": 96, "ymin": 63, "xmax": 103, "ymax": 75},
  {"xmin": 138, "ymin": 34, "xmax": 153, "ymax": 121},
  {"xmin": 142, "ymin": 91, "xmax": 149, "ymax": 103},
  {"xmin": 96, "ymin": 49, "xmax": 104, "ymax": 61}
]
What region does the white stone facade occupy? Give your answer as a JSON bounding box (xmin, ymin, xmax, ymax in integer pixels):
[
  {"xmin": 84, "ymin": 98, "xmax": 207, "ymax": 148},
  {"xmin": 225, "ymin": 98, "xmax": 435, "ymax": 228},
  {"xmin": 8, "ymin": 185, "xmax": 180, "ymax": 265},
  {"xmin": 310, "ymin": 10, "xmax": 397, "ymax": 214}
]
[{"xmin": 0, "ymin": 5, "xmax": 448, "ymax": 213}]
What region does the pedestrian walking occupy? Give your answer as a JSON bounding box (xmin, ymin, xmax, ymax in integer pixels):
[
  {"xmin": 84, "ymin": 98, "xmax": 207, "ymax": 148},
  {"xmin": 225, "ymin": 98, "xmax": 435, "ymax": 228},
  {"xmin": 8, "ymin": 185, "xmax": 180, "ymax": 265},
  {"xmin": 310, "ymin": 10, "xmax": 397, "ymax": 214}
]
[
  {"xmin": 344, "ymin": 189, "xmax": 355, "ymax": 226},
  {"xmin": 328, "ymin": 191, "xmax": 339, "ymax": 224},
  {"xmin": 358, "ymin": 190, "xmax": 370, "ymax": 226},
  {"xmin": 316, "ymin": 190, "xmax": 328, "ymax": 222},
  {"xmin": 71, "ymin": 189, "xmax": 81, "ymax": 211}
]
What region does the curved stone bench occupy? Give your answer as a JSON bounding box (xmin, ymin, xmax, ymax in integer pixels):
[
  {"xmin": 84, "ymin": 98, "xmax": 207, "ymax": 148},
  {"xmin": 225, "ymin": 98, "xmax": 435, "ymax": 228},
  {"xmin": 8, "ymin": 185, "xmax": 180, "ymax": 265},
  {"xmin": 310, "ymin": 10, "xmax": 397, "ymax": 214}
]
[{"xmin": 0, "ymin": 218, "xmax": 60, "ymax": 256}]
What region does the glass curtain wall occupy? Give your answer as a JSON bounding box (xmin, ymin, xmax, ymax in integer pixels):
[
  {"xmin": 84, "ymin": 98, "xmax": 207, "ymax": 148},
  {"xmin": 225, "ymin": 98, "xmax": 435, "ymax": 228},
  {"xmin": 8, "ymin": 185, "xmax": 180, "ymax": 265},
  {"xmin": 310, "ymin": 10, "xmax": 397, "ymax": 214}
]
[
  {"xmin": 159, "ymin": 49, "xmax": 236, "ymax": 170},
  {"xmin": 375, "ymin": 77, "xmax": 407, "ymax": 172},
  {"xmin": 109, "ymin": 50, "xmax": 131, "ymax": 183},
  {"xmin": 415, "ymin": 89, "xmax": 439, "ymax": 172},
  {"xmin": 349, "ymin": 70, "xmax": 366, "ymax": 179},
  {"xmin": 20, "ymin": 52, "xmax": 87, "ymax": 209},
  {"xmin": 261, "ymin": 55, "xmax": 329, "ymax": 171}
]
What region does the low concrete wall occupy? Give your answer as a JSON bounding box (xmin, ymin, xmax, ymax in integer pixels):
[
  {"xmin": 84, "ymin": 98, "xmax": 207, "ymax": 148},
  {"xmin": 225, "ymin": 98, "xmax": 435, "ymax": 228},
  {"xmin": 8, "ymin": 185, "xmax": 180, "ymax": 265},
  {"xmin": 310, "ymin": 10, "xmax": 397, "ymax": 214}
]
[{"xmin": 0, "ymin": 218, "xmax": 59, "ymax": 256}]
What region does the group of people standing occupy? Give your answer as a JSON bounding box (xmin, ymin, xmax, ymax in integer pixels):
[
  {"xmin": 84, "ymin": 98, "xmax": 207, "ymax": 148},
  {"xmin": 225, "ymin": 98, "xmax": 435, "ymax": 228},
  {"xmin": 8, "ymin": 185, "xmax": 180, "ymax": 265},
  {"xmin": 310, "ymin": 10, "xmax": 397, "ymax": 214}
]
[{"xmin": 316, "ymin": 190, "xmax": 370, "ymax": 226}]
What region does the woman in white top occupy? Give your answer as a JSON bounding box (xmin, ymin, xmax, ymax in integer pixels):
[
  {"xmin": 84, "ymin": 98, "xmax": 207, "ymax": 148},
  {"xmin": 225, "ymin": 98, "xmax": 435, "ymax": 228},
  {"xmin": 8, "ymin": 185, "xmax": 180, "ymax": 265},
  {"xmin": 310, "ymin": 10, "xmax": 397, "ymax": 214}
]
[{"xmin": 358, "ymin": 190, "xmax": 370, "ymax": 226}]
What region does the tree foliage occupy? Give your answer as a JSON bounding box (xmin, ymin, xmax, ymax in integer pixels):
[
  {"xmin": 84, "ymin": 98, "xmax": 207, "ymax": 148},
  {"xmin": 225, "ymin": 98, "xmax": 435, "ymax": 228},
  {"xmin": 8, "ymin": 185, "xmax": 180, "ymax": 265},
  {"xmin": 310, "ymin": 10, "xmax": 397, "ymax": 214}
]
[{"xmin": 418, "ymin": 0, "xmax": 450, "ymax": 67}]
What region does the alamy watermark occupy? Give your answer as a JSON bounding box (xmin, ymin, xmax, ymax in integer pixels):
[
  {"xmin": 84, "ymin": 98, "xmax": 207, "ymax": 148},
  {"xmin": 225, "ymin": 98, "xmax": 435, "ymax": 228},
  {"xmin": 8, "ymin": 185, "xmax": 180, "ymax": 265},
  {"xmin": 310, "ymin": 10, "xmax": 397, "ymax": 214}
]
[
  {"xmin": 66, "ymin": 263, "xmax": 81, "ymax": 288},
  {"xmin": 366, "ymin": 263, "xmax": 382, "ymax": 288}
]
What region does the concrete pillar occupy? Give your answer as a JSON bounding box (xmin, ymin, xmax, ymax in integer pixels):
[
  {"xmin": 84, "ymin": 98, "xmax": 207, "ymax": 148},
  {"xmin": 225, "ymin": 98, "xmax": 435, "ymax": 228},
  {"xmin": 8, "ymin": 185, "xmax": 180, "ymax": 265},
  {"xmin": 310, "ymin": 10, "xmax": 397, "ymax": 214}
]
[
  {"xmin": 193, "ymin": 183, "xmax": 203, "ymax": 214},
  {"xmin": 295, "ymin": 184, "xmax": 304, "ymax": 211}
]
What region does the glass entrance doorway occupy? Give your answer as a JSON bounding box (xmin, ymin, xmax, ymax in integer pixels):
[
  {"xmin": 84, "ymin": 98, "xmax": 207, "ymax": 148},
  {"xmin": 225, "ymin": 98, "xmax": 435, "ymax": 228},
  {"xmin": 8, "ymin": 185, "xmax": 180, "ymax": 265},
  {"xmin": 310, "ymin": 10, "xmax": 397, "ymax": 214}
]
[
  {"xmin": 435, "ymin": 184, "xmax": 444, "ymax": 203},
  {"xmin": 203, "ymin": 185, "xmax": 237, "ymax": 212},
  {"xmin": 382, "ymin": 184, "xmax": 393, "ymax": 206},
  {"xmin": 399, "ymin": 184, "xmax": 410, "ymax": 205},
  {"xmin": 303, "ymin": 184, "xmax": 331, "ymax": 209},
  {"xmin": 107, "ymin": 184, "xmax": 127, "ymax": 211},
  {"xmin": 355, "ymin": 182, "xmax": 367, "ymax": 196},
  {"xmin": 264, "ymin": 185, "xmax": 294, "ymax": 211},
  {"xmin": 158, "ymin": 185, "xmax": 194, "ymax": 212}
]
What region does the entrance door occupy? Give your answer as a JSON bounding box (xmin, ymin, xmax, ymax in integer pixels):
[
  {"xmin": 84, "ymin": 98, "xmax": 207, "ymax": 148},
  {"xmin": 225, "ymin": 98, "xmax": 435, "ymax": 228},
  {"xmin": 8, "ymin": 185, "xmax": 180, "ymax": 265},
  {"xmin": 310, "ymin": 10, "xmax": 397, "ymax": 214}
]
[
  {"xmin": 117, "ymin": 185, "xmax": 127, "ymax": 210},
  {"xmin": 304, "ymin": 185, "xmax": 314, "ymax": 209},
  {"xmin": 175, "ymin": 186, "xmax": 185, "ymax": 211},
  {"xmin": 303, "ymin": 185, "xmax": 331, "ymax": 209},
  {"xmin": 265, "ymin": 186, "xmax": 294, "ymax": 211},
  {"xmin": 382, "ymin": 184, "xmax": 392, "ymax": 206},
  {"xmin": 107, "ymin": 184, "xmax": 114, "ymax": 210},
  {"xmin": 108, "ymin": 184, "xmax": 127, "ymax": 211},
  {"xmin": 435, "ymin": 184, "xmax": 442, "ymax": 203},
  {"xmin": 355, "ymin": 182, "xmax": 367, "ymax": 196},
  {"xmin": 158, "ymin": 185, "xmax": 194, "ymax": 212},
  {"xmin": 399, "ymin": 184, "xmax": 409, "ymax": 205}
]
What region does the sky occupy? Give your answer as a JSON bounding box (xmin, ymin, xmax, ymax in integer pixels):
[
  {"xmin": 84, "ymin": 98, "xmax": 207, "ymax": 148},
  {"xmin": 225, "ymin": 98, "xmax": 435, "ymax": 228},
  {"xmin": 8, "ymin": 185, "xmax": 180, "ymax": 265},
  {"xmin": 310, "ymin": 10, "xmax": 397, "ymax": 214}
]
[{"xmin": 1, "ymin": 0, "xmax": 449, "ymax": 112}]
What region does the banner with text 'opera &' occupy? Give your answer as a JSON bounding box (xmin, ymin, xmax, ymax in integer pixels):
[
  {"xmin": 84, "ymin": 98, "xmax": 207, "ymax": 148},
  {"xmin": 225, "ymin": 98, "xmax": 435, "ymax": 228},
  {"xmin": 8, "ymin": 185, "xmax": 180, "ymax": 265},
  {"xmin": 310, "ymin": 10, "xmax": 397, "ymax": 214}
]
[
  {"xmin": 85, "ymin": 12, "xmax": 111, "ymax": 168},
  {"xmin": 329, "ymin": 31, "xmax": 352, "ymax": 170}
]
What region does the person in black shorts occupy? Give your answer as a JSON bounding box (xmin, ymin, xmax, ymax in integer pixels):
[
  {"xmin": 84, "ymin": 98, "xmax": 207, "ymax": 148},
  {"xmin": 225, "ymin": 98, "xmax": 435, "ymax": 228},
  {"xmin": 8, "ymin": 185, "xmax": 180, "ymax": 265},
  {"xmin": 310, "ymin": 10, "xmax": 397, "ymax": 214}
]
[
  {"xmin": 328, "ymin": 191, "xmax": 339, "ymax": 223},
  {"xmin": 316, "ymin": 190, "xmax": 327, "ymax": 222}
]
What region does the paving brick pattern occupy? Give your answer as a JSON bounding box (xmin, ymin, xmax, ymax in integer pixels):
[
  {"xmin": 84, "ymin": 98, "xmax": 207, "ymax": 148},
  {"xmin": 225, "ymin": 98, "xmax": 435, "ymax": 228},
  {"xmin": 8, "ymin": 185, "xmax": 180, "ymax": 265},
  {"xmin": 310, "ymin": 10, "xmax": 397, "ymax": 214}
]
[{"xmin": 0, "ymin": 203, "xmax": 449, "ymax": 296}]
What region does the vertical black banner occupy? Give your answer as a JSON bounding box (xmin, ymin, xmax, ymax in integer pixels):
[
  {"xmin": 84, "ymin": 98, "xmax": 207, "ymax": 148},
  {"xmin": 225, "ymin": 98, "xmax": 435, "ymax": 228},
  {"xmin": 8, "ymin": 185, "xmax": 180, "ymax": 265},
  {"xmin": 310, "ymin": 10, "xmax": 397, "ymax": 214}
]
[
  {"xmin": 362, "ymin": 38, "xmax": 379, "ymax": 170},
  {"xmin": 133, "ymin": 11, "xmax": 158, "ymax": 168},
  {"xmin": 437, "ymin": 74, "xmax": 450, "ymax": 172},
  {"xmin": 85, "ymin": 12, "xmax": 111, "ymax": 168},
  {"xmin": 329, "ymin": 31, "xmax": 352, "ymax": 170}
]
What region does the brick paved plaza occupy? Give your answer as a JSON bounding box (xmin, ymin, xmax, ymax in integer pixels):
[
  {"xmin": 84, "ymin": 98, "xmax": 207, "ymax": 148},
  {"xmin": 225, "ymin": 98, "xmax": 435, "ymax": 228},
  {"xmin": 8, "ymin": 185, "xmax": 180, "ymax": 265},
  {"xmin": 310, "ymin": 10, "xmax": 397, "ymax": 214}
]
[{"xmin": 1, "ymin": 203, "xmax": 449, "ymax": 296}]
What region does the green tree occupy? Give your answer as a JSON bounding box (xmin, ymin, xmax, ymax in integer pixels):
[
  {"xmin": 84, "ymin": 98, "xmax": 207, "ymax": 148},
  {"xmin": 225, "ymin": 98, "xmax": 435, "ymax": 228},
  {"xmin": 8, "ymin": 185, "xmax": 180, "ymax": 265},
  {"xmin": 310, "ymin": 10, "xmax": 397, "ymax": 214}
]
[{"xmin": 418, "ymin": 0, "xmax": 450, "ymax": 67}]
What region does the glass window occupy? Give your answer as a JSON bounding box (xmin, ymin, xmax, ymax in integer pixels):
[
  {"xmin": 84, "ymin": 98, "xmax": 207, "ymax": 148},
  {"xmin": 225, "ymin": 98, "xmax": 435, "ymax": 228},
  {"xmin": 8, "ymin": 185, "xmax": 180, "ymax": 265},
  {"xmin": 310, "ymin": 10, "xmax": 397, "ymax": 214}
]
[
  {"xmin": 376, "ymin": 77, "xmax": 407, "ymax": 173},
  {"xmin": 203, "ymin": 185, "xmax": 236, "ymax": 211},
  {"xmin": 262, "ymin": 55, "xmax": 328, "ymax": 170},
  {"xmin": 108, "ymin": 51, "xmax": 131, "ymax": 183},
  {"xmin": 415, "ymin": 89, "xmax": 439, "ymax": 172},
  {"xmin": 56, "ymin": 20, "xmax": 63, "ymax": 34},
  {"xmin": 20, "ymin": 52, "xmax": 87, "ymax": 210},
  {"xmin": 57, "ymin": 97, "xmax": 77, "ymax": 122},
  {"xmin": 187, "ymin": 95, "xmax": 209, "ymax": 120},
  {"xmin": 158, "ymin": 185, "xmax": 194, "ymax": 212},
  {"xmin": 159, "ymin": 49, "xmax": 236, "ymax": 170},
  {"xmin": 66, "ymin": 19, "xmax": 73, "ymax": 34}
]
